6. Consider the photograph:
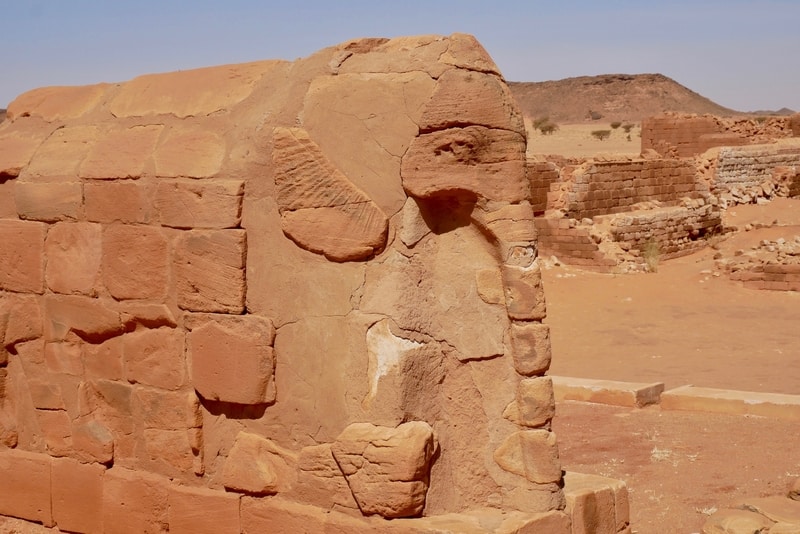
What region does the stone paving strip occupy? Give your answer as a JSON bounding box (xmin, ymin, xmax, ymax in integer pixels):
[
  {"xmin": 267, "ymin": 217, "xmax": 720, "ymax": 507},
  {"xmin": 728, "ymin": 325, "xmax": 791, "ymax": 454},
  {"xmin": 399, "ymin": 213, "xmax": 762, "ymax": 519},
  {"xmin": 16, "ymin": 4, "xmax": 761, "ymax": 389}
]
[{"xmin": 551, "ymin": 376, "xmax": 665, "ymax": 408}]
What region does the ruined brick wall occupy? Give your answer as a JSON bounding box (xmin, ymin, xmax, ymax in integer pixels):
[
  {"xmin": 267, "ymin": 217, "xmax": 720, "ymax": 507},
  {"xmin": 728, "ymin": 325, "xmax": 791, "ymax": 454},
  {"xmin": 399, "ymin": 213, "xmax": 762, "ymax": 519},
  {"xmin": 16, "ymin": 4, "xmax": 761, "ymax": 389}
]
[
  {"xmin": 641, "ymin": 114, "xmax": 747, "ymax": 157},
  {"xmin": 0, "ymin": 35, "xmax": 574, "ymax": 533},
  {"xmin": 526, "ymin": 160, "xmax": 560, "ymax": 214},
  {"xmin": 714, "ymin": 145, "xmax": 800, "ymax": 191},
  {"xmin": 608, "ymin": 199, "xmax": 722, "ymax": 260},
  {"xmin": 550, "ymin": 158, "xmax": 699, "ymax": 220},
  {"xmin": 730, "ymin": 264, "xmax": 800, "ymax": 291}
]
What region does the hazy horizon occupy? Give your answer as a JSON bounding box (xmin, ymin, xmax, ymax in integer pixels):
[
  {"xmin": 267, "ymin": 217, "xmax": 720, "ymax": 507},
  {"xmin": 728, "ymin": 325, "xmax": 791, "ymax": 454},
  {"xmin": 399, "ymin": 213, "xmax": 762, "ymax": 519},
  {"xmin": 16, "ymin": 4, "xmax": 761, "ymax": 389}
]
[{"xmin": 3, "ymin": 1, "xmax": 799, "ymax": 113}]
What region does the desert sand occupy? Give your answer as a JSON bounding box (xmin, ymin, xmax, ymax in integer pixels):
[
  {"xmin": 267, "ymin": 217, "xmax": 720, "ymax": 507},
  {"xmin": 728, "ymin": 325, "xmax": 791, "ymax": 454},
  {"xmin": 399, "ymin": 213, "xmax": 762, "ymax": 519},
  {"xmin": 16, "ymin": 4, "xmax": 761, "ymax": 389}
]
[{"xmin": 531, "ymin": 123, "xmax": 800, "ymax": 532}]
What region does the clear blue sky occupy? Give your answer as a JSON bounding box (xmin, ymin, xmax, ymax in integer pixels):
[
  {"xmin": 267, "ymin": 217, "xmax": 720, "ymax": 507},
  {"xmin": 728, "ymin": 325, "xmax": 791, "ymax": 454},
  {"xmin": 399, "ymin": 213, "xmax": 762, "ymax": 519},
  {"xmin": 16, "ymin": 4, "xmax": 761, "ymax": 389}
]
[{"xmin": 3, "ymin": 1, "xmax": 798, "ymax": 112}]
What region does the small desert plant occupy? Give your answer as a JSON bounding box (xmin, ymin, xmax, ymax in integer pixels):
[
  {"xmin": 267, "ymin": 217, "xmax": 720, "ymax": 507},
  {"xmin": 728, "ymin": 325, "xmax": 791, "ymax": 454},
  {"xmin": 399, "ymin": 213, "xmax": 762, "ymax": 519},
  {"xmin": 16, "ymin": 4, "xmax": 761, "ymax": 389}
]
[
  {"xmin": 641, "ymin": 239, "xmax": 661, "ymax": 273},
  {"xmin": 532, "ymin": 116, "xmax": 550, "ymax": 129},
  {"xmin": 622, "ymin": 123, "xmax": 635, "ymax": 133},
  {"xmin": 588, "ymin": 110, "xmax": 603, "ymax": 120},
  {"xmin": 591, "ymin": 129, "xmax": 611, "ymax": 141},
  {"xmin": 754, "ymin": 116, "xmax": 768, "ymax": 124},
  {"xmin": 610, "ymin": 121, "xmax": 622, "ymax": 129},
  {"xmin": 539, "ymin": 122, "xmax": 559, "ymax": 135}
]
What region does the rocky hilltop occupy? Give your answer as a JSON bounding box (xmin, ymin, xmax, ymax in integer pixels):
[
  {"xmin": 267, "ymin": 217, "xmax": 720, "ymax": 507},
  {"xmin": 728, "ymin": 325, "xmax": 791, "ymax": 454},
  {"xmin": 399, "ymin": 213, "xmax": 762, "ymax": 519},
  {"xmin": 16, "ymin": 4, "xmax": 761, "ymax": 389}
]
[{"xmin": 509, "ymin": 73, "xmax": 739, "ymax": 123}]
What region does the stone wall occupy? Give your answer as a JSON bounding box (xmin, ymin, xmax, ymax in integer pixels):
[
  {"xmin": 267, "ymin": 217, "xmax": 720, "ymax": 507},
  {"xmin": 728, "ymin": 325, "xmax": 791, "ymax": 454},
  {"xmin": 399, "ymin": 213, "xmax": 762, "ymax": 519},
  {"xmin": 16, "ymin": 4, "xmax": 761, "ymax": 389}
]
[
  {"xmin": 730, "ymin": 264, "xmax": 800, "ymax": 291},
  {"xmin": 527, "ymin": 160, "xmax": 560, "ymax": 214},
  {"xmin": 714, "ymin": 145, "xmax": 800, "ymax": 191},
  {"xmin": 641, "ymin": 114, "xmax": 747, "ymax": 157},
  {"xmin": 549, "ymin": 158, "xmax": 700, "ymax": 220},
  {"xmin": 0, "ymin": 35, "xmax": 584, "ymax": 532}
]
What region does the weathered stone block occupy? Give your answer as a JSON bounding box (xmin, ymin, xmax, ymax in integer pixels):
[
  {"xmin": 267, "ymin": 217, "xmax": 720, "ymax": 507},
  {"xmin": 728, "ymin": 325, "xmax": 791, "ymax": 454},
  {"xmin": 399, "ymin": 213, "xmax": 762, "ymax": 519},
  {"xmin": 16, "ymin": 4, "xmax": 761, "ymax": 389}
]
[
  {"xmin": 0, "ymin": 219, "xmax": 46, "ymax": 293},
  {"xmin": 331, "ymin": 421, "xmax": 436, "ymax": 518},
  {"xmin": 154, "ymin": 127, "xmax": 226, "ymax": 178},
  {"xmin": 2, "ymin": 293, "xmax": 43, "ymax": 347},
  {"xmin": 45, "ymin": 221, "xmax": 102, "ymax": 295},
  {"xmin": 102, "ymin": 224, "xmax": 169, "ymax": 300},
  {"xmin": 15, "ymin": 181, "xmax": 82, "ymax": 221},
  {"xmin": 503, "ymin": 376, "xmax": 555, "ymax": 428},
  {"xmin": 509, "ymin": 321, "xmax": 552, "ymax": 376},
  {"xmin": 502, "ymin": 262, "xmax": 546, "ymax": 320},
  {"xmin": 188, "ymin": 315, "xmax": 275, "ymax": 404},
  {"xmin": 83, "ymin": 336, "xmax": 124, "ymax": 381},
  {"xmin": 494, "ymin": 430, "xmax": 562, "ymax": 485},
  {"xmin": 0, "ymin": 449, "xmax": 53, "ymax": 526},
  {"xmin": 168, "ymin": 485, "xmax": 240, "ymax": 534},
  {"xmin": 44, "ymin": 295, "xmax": 124, "ymax": 342},
  {"xmin": 133, "ymin": 387, "xmax": 200, "ymax": 430},
  {"xmin": 103, "ymin": 467, "xmax": 169, "ymax": 534},
  {"xmin": 8, "ymin": 83, "xmax": 108, "ymax": 121},
  {"xmin": 84, "ymin": 181, "xmax": 150, "ymax": 223},
  {"xmin": 401, "ymin": 126, "xmax": 527, "ymax": 202},
  {"xmin": 109, "ymin": 60, "xmax": 279, "ymax": 118},
  {"xmin": 272, "ymin": 127, "xmax": 388, "ymax": 261},
  {"xmin": 80, "ymin": 125, "xmax": 163, "ymax": 179},
  {"xmin": 72, "ymin": 419, "xmax": 115, "ymax": 464},
  {"xmin": 222, "ymin": 431, "xmax": 297, "ymax": 495},
  {"xmin": 21, "ymin": 125, "xmax": 97, "ymax": 181},
  {"xmin": 123, "ymin": 327, "xmax": 186, "ymax": 390},
  {"xmin": 174, "ymin": 230, "xmax": 246, "ymax": 313},
  {"xmin": 37, "ymin": 408, "xmax": 72, "ymax": 455},
  {"xmin": 52, "ymin": 456, "xmax": 105, "ymax": 534},
  {"xmin": 154, "ymin": 179, "xmax": 243, "ymax": 228},
  {"xmin": 0, "ymin": 129, "xmax": 47, "ymax": 178}
]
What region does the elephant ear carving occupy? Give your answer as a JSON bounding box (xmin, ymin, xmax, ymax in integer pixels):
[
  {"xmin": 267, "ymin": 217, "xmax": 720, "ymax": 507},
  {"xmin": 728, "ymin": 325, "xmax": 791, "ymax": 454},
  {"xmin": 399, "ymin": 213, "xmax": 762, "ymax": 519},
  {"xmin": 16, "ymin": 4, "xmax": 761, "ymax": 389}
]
[{"xmin": 272, "ymin": 127, "xmax": 388, "ymax": 261}]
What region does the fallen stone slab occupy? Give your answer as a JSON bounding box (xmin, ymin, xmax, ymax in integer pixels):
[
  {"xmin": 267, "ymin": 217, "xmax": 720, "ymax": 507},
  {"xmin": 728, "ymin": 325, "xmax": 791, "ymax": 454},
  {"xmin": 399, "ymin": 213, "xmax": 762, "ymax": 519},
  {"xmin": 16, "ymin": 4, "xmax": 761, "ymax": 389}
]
[
  {"xmin": 551, "ymin": 376, "xmax": 664, "ymax": 408},
  {"xmin": 736, "ymin": 496, "xmax": 800, "ymax": 524},
  {"xmin": 661, "ymin": 385, "xmax": 800, "ymax": 421}
]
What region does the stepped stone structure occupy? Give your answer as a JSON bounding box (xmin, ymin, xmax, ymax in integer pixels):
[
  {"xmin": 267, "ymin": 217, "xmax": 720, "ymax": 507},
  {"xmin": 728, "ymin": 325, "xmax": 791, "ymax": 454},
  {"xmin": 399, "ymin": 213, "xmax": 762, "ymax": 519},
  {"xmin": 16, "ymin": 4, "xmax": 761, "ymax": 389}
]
[{"xmin": 0, "ymin": 34, "xmax": 631, "ymax": 533}]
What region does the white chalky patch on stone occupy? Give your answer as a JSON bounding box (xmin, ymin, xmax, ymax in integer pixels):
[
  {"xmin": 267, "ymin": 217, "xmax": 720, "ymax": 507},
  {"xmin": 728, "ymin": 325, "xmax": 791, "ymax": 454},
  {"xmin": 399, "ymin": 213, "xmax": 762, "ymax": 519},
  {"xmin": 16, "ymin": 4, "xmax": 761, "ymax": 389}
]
[{"xmin": 365, "ymin": 319, "xmax": 422, "ymax": 402}]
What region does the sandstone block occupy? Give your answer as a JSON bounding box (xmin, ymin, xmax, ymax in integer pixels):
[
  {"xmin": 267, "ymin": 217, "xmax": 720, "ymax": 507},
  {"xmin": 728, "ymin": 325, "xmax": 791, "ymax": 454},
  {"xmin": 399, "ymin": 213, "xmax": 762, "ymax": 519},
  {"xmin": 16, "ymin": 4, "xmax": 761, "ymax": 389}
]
[
  {"xmin": 735, "ymin": 496, "xmax": 800, "ymax": 524},
  {"xmin": 331, "ymin": 421, "xmax": 436, "ymax": 518},
  {"xmin": 7, "ymin": 84, "xmax": 108, "ymax": 121},
  {"xmin": 503, "ymin": 376, "xmax": 555, "ymax": 428},
  {"xmin": 502, "ymin": 262, "xmax": 547, "ymax": 320},
  {"xmin": 702, "ymin": 508, "xmax": 775, "ymax": 534},
  {"xmin": 84, "ymin": 181, "xmax": 150, "ymax": 223},
  {"xmin": 291, "ymin": 443, "xmax": 360, "ymax": 511},
  {"xmin": 122, "ymin": 327, "xmax": 186, "ymax": 390},
  {"xmin": 52, "ymin": 456, "xmax": 105, "ymax": 534},
  {"xmin": 45, "ymin": 221, "xmax": 102, "ymax": 295},
  {"xmin": 21, "ymin": 125, "xmax": 97, "ymax": 181},
  {"xmin": 0, "ymin": 219, "xmax": 46, "ymax": 293},
  {"xmin": 0, "ymin": 181, "xmax": 15, "ymax": 218},
  {"xmin": 168, "ymin": 485, "xmax": 240, "ymax": 534},
  {"xmin": 83, "ymin": 336, "xmax": 124, "ymax": 381},
  {"xmin": 174, "ymin": 229, "xmax": 246, "ymax": 313},
  {"xmin": 2, "ymin": 293, "xmax": 43, "ymax": 347},
  {"xmin": 103, "ymin": 467, "xmax": 169, "ymax": 534},
  {"xmin": 222, "ymin": 431, "xmax": 297, "ymax": 495},
  {"xmin": 72, "ymin": 419, "xmax": 115, "ymax": 464},
  {"xmin": 552, "ymin": 376, "xmax": 665, "ymax": 408},
  {"xmin": 44, "ymin": 295, "xmax": 124, "ymax": 342},
  {"xmin": 419, "ymin": 68, "xmax": 524, "ymax": 133},
  {"xmin": 155, "ymin": 179, "xmax": 243, "ymax": 228},
  {"xmin": 401, "ymin": 126, "xmax": 527, "ymax": 202},
  {"xmin": 153, "ymin": 127, "xmax": 226, "ymax": 178},
  {"xmin": 15, "ymin": 181, "xmax": 82, "ymax": 221},
  {"xmin": 661, "ymin": 385, "xmax": 800, "ymax": 421},
  {"xmin": 188, "ymin": 315, "xmax": 275, "ymax": 404},
  {"xmin": 509, "ymin": 322, "xmax": 552, "ymax": 376},
  {"xmin": 0, "ymin": 130, "xmax": 47, "ymax": 178},
  {"xmin": 80, "ymin": 124, "xmax": 163, "ymax": 179},
  {"xmin": 102, "ymin": 224, "xmax": 169, "ymax": 300},
  {"xmin": 272, "ymin": 127, "xmax": 388, "ymax": 261},
  {"xmin": 142, "ymin": 427, "xmax": 200, "ymax": 475},
  {"xmin": 0, "ymin": 448, "xmax": 53, "ymax": 526},
  {"xmin": 37, "ymin": 408, "xmax": 72, "ymax": 455},
  {"xmin": 564, "ymin": 472, "xmax": 629, "ymax": 534},
  {"xmin": 494, "ymin": 430, "xmax": 562, "ymax": 484},
  {"xmin": 134, "ymin": 387, "xmax": 200, "ymax": 430}
]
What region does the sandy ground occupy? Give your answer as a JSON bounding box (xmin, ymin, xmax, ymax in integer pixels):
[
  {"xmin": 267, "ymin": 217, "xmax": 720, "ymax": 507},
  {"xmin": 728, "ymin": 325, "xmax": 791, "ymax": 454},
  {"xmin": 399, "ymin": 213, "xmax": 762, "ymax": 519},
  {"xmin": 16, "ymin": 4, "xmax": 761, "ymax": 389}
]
[
  {"xmin": 546, "ymin": 198, "xmax": 800, "ymax": 532},
  {"xmin": 526, "ymin": 122, "xmax": 642, "ymax": 158}
]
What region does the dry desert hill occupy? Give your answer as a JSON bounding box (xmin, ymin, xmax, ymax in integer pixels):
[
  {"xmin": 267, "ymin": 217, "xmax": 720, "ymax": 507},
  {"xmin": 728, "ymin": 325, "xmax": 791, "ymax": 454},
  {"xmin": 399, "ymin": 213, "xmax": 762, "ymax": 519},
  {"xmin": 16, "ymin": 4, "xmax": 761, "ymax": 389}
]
[{"xmin": 508, "ymin": 73, "xmax": 793, "ymax": 124}]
